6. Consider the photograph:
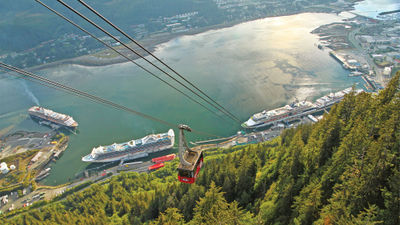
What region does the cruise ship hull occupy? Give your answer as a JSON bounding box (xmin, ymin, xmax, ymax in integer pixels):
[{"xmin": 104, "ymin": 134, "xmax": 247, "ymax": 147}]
[
  {"xmin": 81, "ymin": 144, "xmax": 174, "ymax": 163},
  {"xmin": 29, "ymin": 114, "xmax": 78, "ymax": 129},
  {"xmin": 82, "ymin": 129, "xmax": 175, "ymax": 163},
  {"xmin": 242, "ymin": 120, "xmax": 279, "ymax": 129},
  {"xmin": 242, "ymin": 106, "xmax": 317, "ymax": 129},
  {"xmin": 242, "ymin": 88, "xmax": 362, "ymax": 129},
  {"xmin": 242, "ymin": 105, "xmax": 336, "ymax": 129},
  {"xmin": 28, "ymin": 106, "xmax": 78, "ymax": 129},
  {"xmin": 242, "ymin": 112, "xmax": 303, "ymax": 129}
]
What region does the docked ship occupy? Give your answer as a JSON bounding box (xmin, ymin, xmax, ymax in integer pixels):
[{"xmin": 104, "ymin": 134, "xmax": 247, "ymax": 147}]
[
  {"xmin": 242, "ymin": 87, "xmax": 363, "ymax": 129},
  {"xmin": 28, "ymin": 106, "xmax": 78, "ymax": 129},
  {"xmin": 82, "ymin": 129, "xmax": 175, "ymax": 163},
  {"xmin": 242, "ymin": 101, "xmax": 316, "ymax": 129},
  {"xmin": 314, "ymin": 87, "xmax": 361, "ymax": 108}
]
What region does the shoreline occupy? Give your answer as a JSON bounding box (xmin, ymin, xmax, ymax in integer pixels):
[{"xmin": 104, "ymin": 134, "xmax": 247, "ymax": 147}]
[
  {"xmin": 27, "ymin": 8, "xmax": 353, "ymax": 71},
  {"xmin": 15, "ymin": 9, "xmax": 365, "ymax": 187},
  {"xmin": 28, "ymin": 20, "xmax": 245, "ymax": 71}
]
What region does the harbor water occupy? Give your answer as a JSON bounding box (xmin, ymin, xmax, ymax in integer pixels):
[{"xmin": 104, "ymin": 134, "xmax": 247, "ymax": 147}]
[
  {"xmin": 352, "ymin": 0, "xmax": 400, "ymax": 19},
  {"xmin": 0, "ymin": 13, "xmax": 363, "ymax": 185}
]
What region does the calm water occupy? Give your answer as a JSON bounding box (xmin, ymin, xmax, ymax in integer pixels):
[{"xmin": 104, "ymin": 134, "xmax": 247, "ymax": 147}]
[
  {"xmin": 0, "ymin": 13, "xmax": 362, "ymax": 185},
  {"xmin": 352, "ymin": 0, "xmax": 400, "ymax": 19}
]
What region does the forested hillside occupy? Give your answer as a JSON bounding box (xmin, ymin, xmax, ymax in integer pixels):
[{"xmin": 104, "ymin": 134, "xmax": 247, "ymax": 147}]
[
  {"xmin": 0, "ymin": 0, "xmax": 221, "ymax": 68},
  {"xmin": 2, "ymin": 73, "xmax": 399, "ymax": 224},
  {"xmin": 0, "ymin": 0, "xmax": 350, "ymax": 53},
  {"xmin": 0, "ymin": 0, "xmax": 219, "ymax": 53}
]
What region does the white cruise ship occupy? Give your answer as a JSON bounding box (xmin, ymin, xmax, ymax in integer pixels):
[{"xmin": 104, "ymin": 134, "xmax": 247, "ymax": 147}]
[
  {"xmin": 242, "ymin": 87, "xmax": 363, "ymax": 129},
  {"xmin": 82, "ymin": 129, "xmax": 175, "ymax": 163},
  {"xmin": 242, "ymin": 101, "xmax": 316, "ymax": 129},
  {"xmin": 314, "ymin": 87, "xmax": 359, "ymax": 108},
  {"xmin": 28, "ymin": 106, "xmax": 78, "ymax": 129}
]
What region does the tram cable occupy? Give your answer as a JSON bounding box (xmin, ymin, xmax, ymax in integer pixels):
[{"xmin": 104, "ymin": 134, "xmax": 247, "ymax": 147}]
[
  {"xmin": 50, "ymin": 0, "xmax": 241, "ymax": 124},
  {"xmin": 77, "ymin": 0, "xmax": 241, "ymax": 123},
  {"xmin": 2, "ymin": 65, "xmax": 213, "ymax": 183},
  {"xmin": 0, "ymin": 67, "xmax": 120, "ymax": 111},
  {"xmin": 0, "ymin": 62, "xmax": 223, "ymax": 138},
  {"xmin": 34, "ymin": 0, "xmax": 233, "ymax": 125}
]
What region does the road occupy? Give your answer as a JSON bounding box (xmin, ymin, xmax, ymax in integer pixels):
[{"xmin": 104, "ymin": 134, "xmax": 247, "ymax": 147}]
[
  {"xmin": 348, "ymin": 25, "xmax": 384, "ymax": 84},
  {"xmin": 0, "ymin": 131, "xmax": 56, "ymax": 158}
]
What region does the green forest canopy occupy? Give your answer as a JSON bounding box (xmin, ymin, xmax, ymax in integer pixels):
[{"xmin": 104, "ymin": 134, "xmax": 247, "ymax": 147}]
[{"xmin": 2, "ymin": 73, "xmax": 399, "ymax": 224}]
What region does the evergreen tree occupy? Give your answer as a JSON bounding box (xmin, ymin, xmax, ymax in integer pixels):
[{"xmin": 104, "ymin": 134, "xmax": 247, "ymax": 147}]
[{"xmin": 151, "ymin": 208, "xmax": 185, "ymax": 225}]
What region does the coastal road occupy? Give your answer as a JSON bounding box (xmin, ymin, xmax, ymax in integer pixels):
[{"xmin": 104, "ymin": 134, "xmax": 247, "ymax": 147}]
[
  {"xmin": 348, "ymin": 26, "xmax": 383, "ymax": 83},
  {"xmin": 64, "ymin": 161, "xmax": 153, "ymax": 190}
]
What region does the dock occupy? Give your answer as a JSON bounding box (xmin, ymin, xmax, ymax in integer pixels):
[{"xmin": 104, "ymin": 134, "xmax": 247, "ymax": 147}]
[
  {"xmin": 307, "ymin": 114, "xmax": 319, "ymax": 123},
  {"xmin": 329, "ymin": 51, "xmax": 358, "ymax": 70},
  {"xmin": 191, "ymin": 135, "xmax": 236, "ymax": 145},
  {"xmin": 362, "ymin": 75, "xmax": 376, "ymax": 91}
]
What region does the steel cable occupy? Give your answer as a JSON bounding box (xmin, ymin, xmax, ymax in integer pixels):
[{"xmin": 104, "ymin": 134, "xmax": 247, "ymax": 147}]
[
  {"xmin": 34, "ymin": 0, "xmax": 233, "ymax": 125},
  {"xmin": 0, "ymin": 62, "xmax": 223, "ymax": 138},
  {"xmin": 78, "ymin": 0, "xmax": 241, "ymax": 123},
  {"xmin": 53, "ymin": 0, "xmax": 241, "ymax": 124}
]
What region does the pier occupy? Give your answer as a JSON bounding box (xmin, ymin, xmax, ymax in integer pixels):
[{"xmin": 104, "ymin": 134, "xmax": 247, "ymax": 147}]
[
  {"xmin": 329, "ymin": 51, "xmax": 358, "ymax": 70},
  {"xmin": 191, "ymin": 135, "xmax": 236, "ymax": 145},
  {"xmin": 362, "ymin": 75, "xmax": 376, "ymax": 91}
]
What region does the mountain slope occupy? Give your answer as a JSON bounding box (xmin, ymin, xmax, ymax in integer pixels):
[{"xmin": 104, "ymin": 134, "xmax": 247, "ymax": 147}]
[
  {"xmin": 2, "ymin": 73, "xmax": 399, "ymax": 224},
  {"xmin": 0, "ymin": 0, "xmax": 218, "ymax": 53}
]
